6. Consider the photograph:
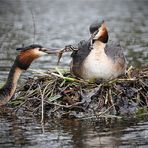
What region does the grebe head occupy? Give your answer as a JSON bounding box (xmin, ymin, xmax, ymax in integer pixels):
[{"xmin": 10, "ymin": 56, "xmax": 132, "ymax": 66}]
[
  {"xmin": 89, "ymin": 20, "xmax": 102, "ymax": 34},
  {"xmin": 15, "ymin": 44, "xmax": 58, "ymax": 70},
  {"xmin": 93, "ymin": 21, "xmax": 109, "ymax": 43}
]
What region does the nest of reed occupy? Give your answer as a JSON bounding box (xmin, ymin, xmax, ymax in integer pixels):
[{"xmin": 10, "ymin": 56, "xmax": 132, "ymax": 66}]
[{"xmin": 10, "ymin": 66, "xmax": 148, "ymax": 120}]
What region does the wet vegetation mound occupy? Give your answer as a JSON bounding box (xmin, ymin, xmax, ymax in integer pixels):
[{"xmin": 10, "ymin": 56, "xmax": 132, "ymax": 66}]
[{"xmin": 10, "ymin": 67, "xmax": 148, "ymax": 119}]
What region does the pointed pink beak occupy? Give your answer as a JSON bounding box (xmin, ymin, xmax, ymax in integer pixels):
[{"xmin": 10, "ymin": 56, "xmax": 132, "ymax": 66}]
[{"xmin": 40, "ymin": 47, "xmax": 61, "ymax": 54}]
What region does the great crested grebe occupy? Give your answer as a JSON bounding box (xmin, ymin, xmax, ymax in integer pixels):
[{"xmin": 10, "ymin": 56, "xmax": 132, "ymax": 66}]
[
  {"xmin": 0, "ymin": 44, "xmax": 58, "ymax": 106},
  {"xmin": 69, "ymin": 20, "xmax": 102, "ymax": 78},
  {"xmin": 57, "ymin": 20, "xmax": 102, "ymax": 73},
  {"xmin": 69, "ymin": 21, "xmax": 126, "ymax": 80}
]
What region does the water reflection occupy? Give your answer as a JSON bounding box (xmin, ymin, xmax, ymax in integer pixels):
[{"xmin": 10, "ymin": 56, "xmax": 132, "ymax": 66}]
[{"xmin": 0, "ymin": 115, "xmax": 148, "ymax": 147}]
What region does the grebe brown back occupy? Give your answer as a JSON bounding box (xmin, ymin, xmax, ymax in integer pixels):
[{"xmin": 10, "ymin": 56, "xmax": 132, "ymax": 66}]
[{"xmin": 0, "ymin": 44, "xmax": 59, "ymax": 106}]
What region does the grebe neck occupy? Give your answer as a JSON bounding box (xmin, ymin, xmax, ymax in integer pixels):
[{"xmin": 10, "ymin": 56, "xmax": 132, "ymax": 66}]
[
  {"xmin": 93, "ymin": 40, "xmax": 106, "ymax": 50},
  {"xmin": 0, "ymin": 61, "xmax": 23, "ymax": 106}
]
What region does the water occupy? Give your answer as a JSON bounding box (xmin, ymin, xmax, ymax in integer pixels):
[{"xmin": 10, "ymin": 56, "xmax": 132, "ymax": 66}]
[
  {"xmin": 0, "ymin": 116, "xmax": 148, "ymax": 148},
  {"xmin": 0, "ymin": 0, "xmax": 148, "ymax": 147}
]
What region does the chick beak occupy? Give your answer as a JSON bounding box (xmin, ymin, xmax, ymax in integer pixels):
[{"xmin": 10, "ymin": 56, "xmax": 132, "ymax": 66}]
[{"xmin": 40, "ymin": 47, "xmax": 61, "ymax": 54}]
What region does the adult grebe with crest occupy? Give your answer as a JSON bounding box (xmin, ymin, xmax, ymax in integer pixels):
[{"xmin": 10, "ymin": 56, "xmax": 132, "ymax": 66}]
[
  {"xmin": 58, "ymin": 21, "xmax": 127, "ymax": 81},
  {"xmin": 0, "ymin": 44, "xmax": 59, "ymax": 106}
]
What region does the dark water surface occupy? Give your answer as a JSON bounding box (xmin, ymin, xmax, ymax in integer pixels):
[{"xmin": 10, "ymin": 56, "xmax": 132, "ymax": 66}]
[
  {"xmin": 0, "ymin": 117, "xmax": 148, "ymax": 148},
  {"xmin": 0, "ymin": 0, "xmax": 148, "ymax": 147},
  {"xmin": 0, "ymin": 115, "xmax": 148, "ymax": 148}
]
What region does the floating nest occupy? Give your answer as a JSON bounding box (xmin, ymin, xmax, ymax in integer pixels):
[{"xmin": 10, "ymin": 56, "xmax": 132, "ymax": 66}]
[{"xmin": 9, "ymin": 67, "xmax": 148, "ymax": 120}]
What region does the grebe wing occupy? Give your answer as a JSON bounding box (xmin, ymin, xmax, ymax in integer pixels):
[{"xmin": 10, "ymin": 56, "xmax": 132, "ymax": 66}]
[
  {"xmin": 104, "ymin": 41, "xmax": 126, "ymax": 62},
  {"xmin": 71, "ymin": 40, "xmax": 91, "ymax": 59}
]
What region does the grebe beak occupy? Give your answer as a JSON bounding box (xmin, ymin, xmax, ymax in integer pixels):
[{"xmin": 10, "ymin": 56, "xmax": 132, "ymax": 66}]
[{"xmin": 39, "ymin": 47, "xmax": 61, "ymax": 54}]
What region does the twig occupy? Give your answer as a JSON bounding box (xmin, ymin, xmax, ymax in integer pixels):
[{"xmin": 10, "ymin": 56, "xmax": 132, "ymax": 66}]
[
  {"xmin": 30, "ymin": 10, "xmax": 36, "ymax": 44},
  {"xmin": 98, "ymin": 103, "xmax": 116, "ymax": 116},
  {"xmin": 38, "ymin": 84, "xmax": 44, "ymax": 124}
]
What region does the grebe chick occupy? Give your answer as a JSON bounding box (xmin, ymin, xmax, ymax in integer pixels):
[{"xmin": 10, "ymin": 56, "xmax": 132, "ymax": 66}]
[
  {"xmin": 0, "ymin": 44, "xmax": 58, "ymax": 106},
  {"xmin": 71, "ymin": 21, "xmax": 126, "ymax": 80}
]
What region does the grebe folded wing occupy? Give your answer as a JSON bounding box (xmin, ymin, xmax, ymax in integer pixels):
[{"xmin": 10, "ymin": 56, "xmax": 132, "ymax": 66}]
[{"xmin": 104, "ymin": 42, "xmax": 127, "ymax": 63}]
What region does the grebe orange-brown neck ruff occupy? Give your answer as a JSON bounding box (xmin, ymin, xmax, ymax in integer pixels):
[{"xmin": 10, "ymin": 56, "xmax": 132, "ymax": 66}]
[
  {"xmin": 0, "ymin": 44, "xmax": 59, "ymax": 106},
  {"xmin": 70, "ymin": 21, "xmax": 127, "ymax": 80}
]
